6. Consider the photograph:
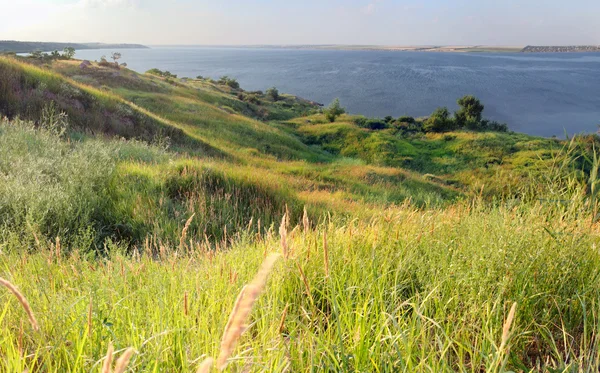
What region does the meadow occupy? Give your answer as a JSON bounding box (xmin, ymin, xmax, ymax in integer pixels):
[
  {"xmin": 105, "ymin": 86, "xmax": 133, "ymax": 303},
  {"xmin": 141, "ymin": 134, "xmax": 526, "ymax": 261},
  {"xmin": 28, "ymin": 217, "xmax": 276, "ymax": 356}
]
[{"xmin": 0, "ymin": 55, "xmax": 599, "ymax": 372}]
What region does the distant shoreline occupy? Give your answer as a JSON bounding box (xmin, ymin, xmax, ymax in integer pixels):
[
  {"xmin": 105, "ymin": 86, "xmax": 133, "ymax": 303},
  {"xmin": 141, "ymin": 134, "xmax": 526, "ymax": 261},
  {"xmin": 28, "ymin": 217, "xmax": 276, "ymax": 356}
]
[
  {"xmin": 0, "ymin": 40, "xmax": 149, "ymax": 54},
  {"xmin": 4, "ymin": 41, "xmax": 600, "ymax": 54},
  {"xmin": 148, "ymin": 44, "xmax": 600, "ymax": 53}
]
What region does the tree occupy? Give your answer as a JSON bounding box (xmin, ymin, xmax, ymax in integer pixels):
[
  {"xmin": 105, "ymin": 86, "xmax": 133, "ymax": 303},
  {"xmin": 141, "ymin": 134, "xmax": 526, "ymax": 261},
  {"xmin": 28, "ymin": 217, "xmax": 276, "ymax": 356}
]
[
  {"xmin": 62, "ymin": 47, "xmax": 75, "ymax": 59},
  {"xmin": 266, "ymin": 87, "xmax": 279, "ymax": 101},
  {"xmin": 324, "ymin": 98, "xmax": 345, "ymax": 123},
  {"xmin": 111, "ymin": 52, "xmax": 122, "ymax": 66},
  {"xmin": 51, "ymin": 50, "xmax": 61, "ymax": 59},
  {"xmin": 455, "ymin": 95, "xmax": 484, "ymax": 127},
  {"xmin": 424, "ymin": 107, "xmax": 455, "ymax": 133},
  {"xmin": 219, "ymin": 76, "xmax": 240, "ymax": 89}
]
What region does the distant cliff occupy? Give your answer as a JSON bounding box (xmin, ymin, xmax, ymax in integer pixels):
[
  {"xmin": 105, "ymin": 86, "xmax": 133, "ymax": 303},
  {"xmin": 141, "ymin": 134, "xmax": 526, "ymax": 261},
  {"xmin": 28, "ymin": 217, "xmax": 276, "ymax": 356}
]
[
  {"xmin": 522, "ymin": 45, "xmax": 600, "ymax": 53},
  {"xmin": 0, "ymin": 40, "xmax": 149, "ymax": 53}
]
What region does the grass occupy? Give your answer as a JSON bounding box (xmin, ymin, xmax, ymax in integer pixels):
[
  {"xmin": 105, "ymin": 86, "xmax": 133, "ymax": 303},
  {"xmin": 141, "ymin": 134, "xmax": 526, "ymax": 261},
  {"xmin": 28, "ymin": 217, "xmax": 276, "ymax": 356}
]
[
  {"xmin": 1, "ymin": 56, "xmax": 600, "ymax": 371},
  {"xmin": 2, "ymin": 200, "xmax": 600, "ymax": 372}
]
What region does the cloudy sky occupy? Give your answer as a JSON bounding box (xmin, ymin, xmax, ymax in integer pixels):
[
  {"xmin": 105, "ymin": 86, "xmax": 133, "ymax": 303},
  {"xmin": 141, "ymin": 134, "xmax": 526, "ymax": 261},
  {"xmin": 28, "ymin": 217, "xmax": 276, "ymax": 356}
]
[{"xmin": 1, "ymin": 0, "xmax": 599, "ymax": 46}]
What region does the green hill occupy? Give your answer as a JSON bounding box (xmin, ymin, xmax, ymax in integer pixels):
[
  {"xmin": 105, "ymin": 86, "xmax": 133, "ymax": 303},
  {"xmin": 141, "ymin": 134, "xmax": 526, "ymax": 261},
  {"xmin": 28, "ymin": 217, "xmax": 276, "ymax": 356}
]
[{"xmin": 1, "ymin": 56, "xmax": 599, "ymax": 372}]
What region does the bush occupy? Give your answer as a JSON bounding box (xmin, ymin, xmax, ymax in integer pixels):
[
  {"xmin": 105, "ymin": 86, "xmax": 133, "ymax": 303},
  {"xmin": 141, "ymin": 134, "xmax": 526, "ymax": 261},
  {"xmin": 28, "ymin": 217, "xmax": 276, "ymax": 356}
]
[
  {"xmin": 266, "ymin": 87, "xmax": 279, "ymax": 101},
  {"xmin": 353, "ymin": 116, "xmax": 368, "ymax": 127},
  {"xmin": 145, "ymin": 68, "xmax": 177, "ymax": 78},
  {"xmin": 423, "ymin": 107, "xmax": 456, "ymax": 133},
  {"xmin": 0, "ymin": 118, "xmax": 117, "ymax": 249},
  {"xmin": 219, "ymin": 76, "xmax": 240, "ymax": 89},
  {"xmin": 397, "ymin": 116, "xmax": 415, "ymax": 124},
  {"xmin": 324, "ymin": 98, "xmax": 345, "ymax": 123},
  {"xmin": 366, "ymin": 119, "xmax": 387, "ymax": 130}
]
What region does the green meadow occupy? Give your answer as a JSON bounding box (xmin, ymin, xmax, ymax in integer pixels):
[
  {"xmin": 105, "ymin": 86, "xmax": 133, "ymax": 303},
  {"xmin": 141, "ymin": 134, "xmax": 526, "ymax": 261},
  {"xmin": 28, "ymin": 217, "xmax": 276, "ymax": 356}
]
[{"xmin": 0, "ymin": 56, "xmax": 599, "ymax": 372}]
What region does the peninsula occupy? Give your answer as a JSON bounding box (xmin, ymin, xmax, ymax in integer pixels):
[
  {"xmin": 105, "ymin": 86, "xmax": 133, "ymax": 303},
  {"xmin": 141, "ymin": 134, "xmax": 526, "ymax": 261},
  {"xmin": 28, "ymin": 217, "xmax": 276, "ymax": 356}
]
[{"xmin": 0, "ymin": 40, "xmax": 149, "ymax": 53}]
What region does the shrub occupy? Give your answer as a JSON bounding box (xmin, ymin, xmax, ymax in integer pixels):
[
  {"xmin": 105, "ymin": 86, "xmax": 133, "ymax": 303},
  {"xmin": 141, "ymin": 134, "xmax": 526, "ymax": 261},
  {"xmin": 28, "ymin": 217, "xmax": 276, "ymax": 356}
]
[
  {"xmin": 266, "ymin": 87, "xmax": 279, "ymax": 101},
  {"xmin": 397, "ymin": 116, "xmax": 415, "ymax": 124},
  {"xmin": 324, "ymin": 98, "xmax": 345, "ymax": 123},
  {"xmin": 353, "ymin": 116, "xmax": 368, "ymax": 127},
  {"xmin": 219, "ymin": 76, "xmax": 240, "ymax": 89},
  {"xmin": 145, "ymin": 68, "xmax": 177, "ymax": 78},
  {"xmin": 0, "ymin": 118, "xmax": 117, "ymax": 249},
  {"xmin": 423, "ymin": 107, "xmax": 456, "ymax": 133},
  {"xmin": 366, "ymin": 119, "xmax": 387, "ymax": 130},
  {"xmin": 146, "ymin": 68, "xmax": 164, "ymax": 76}
]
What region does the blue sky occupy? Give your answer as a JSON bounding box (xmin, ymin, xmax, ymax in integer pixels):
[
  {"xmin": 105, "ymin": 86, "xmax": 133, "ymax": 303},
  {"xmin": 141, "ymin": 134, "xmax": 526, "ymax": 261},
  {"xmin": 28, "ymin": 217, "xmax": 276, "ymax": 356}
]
[{"xmin": 1, "ymin": 0, "xmax": 598, "ymax": 45}]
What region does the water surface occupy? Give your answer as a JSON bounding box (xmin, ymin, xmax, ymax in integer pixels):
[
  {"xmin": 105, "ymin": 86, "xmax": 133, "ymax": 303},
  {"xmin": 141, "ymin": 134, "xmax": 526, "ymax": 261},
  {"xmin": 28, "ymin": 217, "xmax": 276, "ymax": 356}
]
[{"xmin": 75, "ymin": 47, "xmax": 600, "ymax": 137}]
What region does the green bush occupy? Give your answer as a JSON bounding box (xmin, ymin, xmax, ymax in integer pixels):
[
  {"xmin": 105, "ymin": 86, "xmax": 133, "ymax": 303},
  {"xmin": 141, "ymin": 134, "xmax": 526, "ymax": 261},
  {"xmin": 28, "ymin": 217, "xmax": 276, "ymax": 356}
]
[
  {"xmin": 397, "ymin": 115, "xmax": 416, "ymax": 124},
  {"xmin": 266, "ymin": 87, "xmax": 279, "ymax": 101},
  {"xmin": 423, "ymin": 107, "xmax": 456, "ymax": 133},
  {"xmin": 0, "ymin": 118, "xmax": 117, "ymax": 249},
  {"xmin": 324, "ymin": 98, "xmax": 345, "ymax": 123},
  {"xmin": 219, "ymin": 76, "xmax": 240, "ymax": 89}
]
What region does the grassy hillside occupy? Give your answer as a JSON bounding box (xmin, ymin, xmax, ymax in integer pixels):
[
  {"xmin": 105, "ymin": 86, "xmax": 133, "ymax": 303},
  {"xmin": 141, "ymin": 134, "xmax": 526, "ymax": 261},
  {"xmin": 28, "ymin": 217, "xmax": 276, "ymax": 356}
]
[{"xmin": 1, "ymin": 56, "xmax": 600, "ymax": 372}]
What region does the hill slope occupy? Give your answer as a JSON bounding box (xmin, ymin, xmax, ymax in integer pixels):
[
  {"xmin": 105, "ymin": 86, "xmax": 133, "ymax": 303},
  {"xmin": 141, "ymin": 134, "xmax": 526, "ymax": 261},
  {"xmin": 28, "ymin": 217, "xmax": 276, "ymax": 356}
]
[{"xmin": 1, "ymin": 56, "xmax": 600, "ymax": 372}]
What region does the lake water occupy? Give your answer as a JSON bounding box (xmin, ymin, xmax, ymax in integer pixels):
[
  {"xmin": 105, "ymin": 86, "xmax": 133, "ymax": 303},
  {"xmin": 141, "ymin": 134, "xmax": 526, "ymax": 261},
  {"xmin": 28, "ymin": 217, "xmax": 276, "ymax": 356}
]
[{"xmin": 75, "ymin": 47, "xmax": 600, "ymax": 137}]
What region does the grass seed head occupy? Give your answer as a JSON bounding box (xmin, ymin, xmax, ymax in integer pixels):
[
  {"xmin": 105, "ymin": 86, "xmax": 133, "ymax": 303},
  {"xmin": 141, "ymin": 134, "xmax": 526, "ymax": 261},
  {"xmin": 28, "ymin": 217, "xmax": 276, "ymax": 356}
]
[
  {"xmin": 114, "ymin": 347, "xmax": 136, "ymax": 373},
  {"xmin": 217, "ymin": 254, "xmax": 280, "ymax": 370},
  {"xmin": 196, "ymin": 357, "xmax": 215, "ymax": 373},
  {"xmin": 101, "ymin": 343, "xmax": 114, "ymax": 373},
  {"xmin": 0, "ymin": 277, "xmax": 38, "ymax": 331}
]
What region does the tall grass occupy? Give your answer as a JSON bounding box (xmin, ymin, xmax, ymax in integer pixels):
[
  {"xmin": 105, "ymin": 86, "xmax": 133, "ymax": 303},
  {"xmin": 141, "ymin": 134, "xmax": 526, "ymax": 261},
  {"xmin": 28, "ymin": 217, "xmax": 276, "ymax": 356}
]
[{"xmin": 1, "ymin": 200, "xmax": 599, "ymax": 371}]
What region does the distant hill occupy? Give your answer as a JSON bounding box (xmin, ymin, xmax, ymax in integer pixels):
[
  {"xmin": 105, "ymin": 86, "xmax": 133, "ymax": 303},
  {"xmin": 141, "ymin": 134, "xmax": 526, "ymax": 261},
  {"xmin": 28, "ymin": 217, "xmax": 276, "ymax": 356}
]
[{"xmin": 0, "ymin": 40, "xmax": 149, "ymax": 53}]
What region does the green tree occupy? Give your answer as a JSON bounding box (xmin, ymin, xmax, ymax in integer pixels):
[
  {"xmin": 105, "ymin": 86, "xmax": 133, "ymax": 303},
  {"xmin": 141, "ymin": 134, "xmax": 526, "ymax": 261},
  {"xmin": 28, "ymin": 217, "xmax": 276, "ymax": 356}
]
[
  {"xmin": 266, "ymin": 87, "xmax": 279, "ymax": 101},
  {"xmin": 324, "ymin": 98, "xmax": 345, "ymax": 123},
  {"xmin": 455, "ymin": 95, "xmax": 484, "ymax": 127},
  {"xmin": 62, "ymin": 47, "xmax": 76, "ymax": 59},
  {"xmin": 424, "ymin": 107, "xmax": 455, "ymax": 133}
]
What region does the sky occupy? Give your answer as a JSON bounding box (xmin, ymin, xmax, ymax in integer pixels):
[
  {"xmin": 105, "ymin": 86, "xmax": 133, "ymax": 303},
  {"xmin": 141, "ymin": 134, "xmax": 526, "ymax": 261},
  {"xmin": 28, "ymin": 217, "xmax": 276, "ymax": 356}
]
[{"xmin": 1, "ymin": 0, "xmax": 599, "ymax": 46}]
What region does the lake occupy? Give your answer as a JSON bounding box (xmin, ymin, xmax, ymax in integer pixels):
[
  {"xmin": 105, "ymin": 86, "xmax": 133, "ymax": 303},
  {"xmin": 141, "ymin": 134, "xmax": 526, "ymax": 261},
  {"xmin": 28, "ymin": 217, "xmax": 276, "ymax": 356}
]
[{"xmin": 74, "ymin": 47, "xmax": 600, "ymax": 137}]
